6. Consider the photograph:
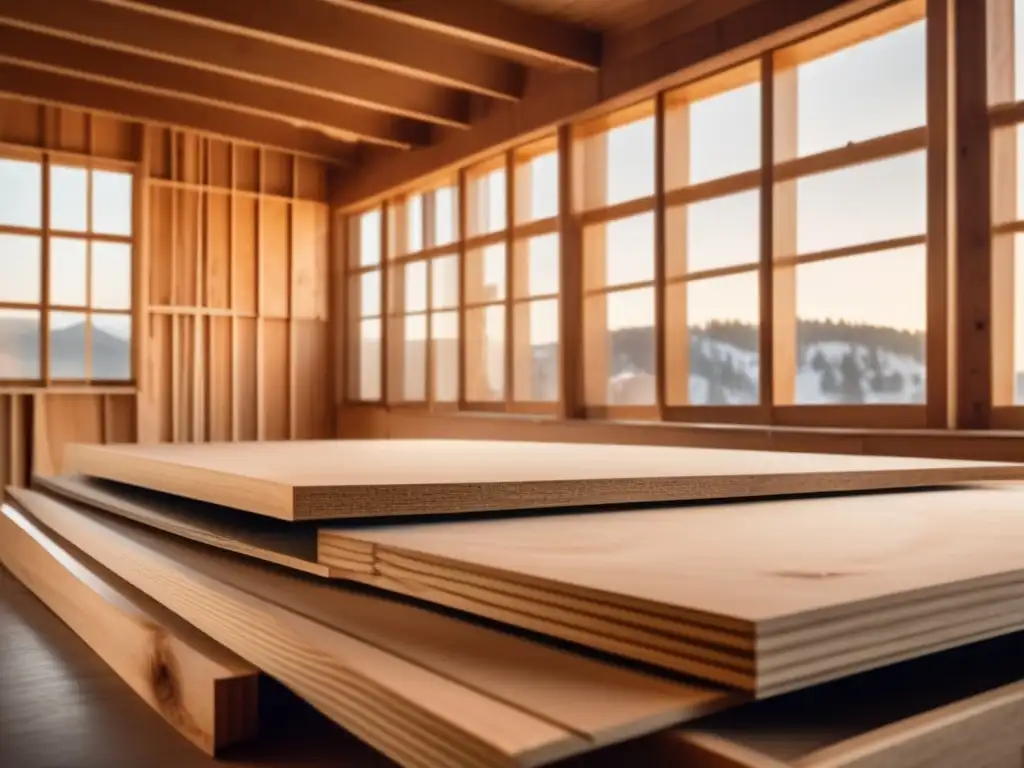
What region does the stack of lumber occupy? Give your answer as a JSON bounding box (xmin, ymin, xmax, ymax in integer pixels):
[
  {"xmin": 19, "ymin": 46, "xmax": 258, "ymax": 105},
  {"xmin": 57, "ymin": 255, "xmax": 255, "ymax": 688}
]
[{"xmin": 4, "ymin": 438, "xmax": 1024, "ymax": 768}]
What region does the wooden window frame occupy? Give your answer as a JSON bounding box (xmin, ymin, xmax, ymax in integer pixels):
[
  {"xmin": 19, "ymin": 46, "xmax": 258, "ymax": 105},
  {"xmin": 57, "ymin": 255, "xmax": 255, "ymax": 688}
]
[
  {"xmin": 0, "ymin": 146, "xmax": 137, "ymax": 390},
  {"xmin": 343, "ymin": 206, "xmax": 384, "ymax": 404}
]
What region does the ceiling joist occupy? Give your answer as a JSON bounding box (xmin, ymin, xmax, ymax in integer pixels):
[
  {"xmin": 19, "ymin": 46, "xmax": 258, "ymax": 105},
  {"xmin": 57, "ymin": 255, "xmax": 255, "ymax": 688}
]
[
  {"xmin": 0, "ymin": 26, "xmax": 427, "ymax": 149},
  {"xmin": 0, "ymin": 63, "xmax": 353, "ymax": 160},
  {"xmin": 88, "ymin": 0, "xmax": 528, "ymax": 100},
  {"xmin": 0, "ymin": 0, "xmax": 471, "ymax": 128},
  {"xmin": 327, "ymin": 0, "xmax": 602, "ymax": 71}
]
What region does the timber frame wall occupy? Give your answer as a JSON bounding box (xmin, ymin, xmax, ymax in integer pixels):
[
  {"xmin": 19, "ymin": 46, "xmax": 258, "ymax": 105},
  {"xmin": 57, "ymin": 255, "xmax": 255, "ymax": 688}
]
[
  {"xmin": 331, "ymin": 0, "xmax": 1024, "ymax": 460},
  {"xmin": 0, "ymin": 98, "xmax": 333, "ymax": 489}
]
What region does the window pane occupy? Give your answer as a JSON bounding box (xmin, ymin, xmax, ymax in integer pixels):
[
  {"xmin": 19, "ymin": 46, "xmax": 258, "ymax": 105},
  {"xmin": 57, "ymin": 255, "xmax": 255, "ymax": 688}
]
[
  {"xmin": 431, "ymin": 254, "xmax": 459, "ymax": 310},
  {"xmin": 1015, "ymin": 235, "xmax": 1024, "ymax": 404},
  {"xmin": 606, "ymin": 116, "xmax": 655, "ymax": 206},
  {"xmin": 795, "ymin": 19, "xmax": 925, "ymax": 157},
  {"xmin": 349, "ymin": 317, "xmax": 381, "ymax": 400},
  {"xmin": 0, "ymin": 234, "xmax": 41, "ymax": 303},
  {"xmin": 91, "ymin": 242, "xmax": 132, "ymax": 310},
  {"xmin": 403, "ymin": 261, "xmax": 428, "ymax": 313},
  {"xmin": 469, "ymin": 167, "xmax": 506, "ymax": 236},
  {"xmin": 355, "ymin": 209, "xmax": 381, "ymax": 267},
  {"xmin": 595, "ymin": 213, "xmax": 654, "ymax": 288},
  {"xmin": 517, "ymin": 150, "xmax": 558, "ymax": 222},
  {"xmin": 795, "ymin": 247, "xmax": 926, "ymax": 404},
  {"xmin": 50, "ymin": 165, "xmax": 88, "ymax": 232},
  {"xmin": 0, "ymin": 159, "xmax": 42, "ymax": 228},
  {"xmin": 50, "ymin": 237, "xmax": 88, "ymax": 307},
  {"xmin": 668, "ymin": 191, "xmax": 760, "ymax": 277},
  {"xmin": 406, "ymin": 195, "xmax": 424, "ymax": 253},
  {"xmin": 91, "ymin": 170, "xmax": 133, "ymax": 235},
  {"xmin": 0, "ymin": 308, "xmax": 41, "ymax": 379},
  {"xmin": 433, "ymin": 186, "xmax": 457, "ymax": 247},
  {"xmin": 794, "ymin": 151, "xmax": 925, "ymax": 255},
  {"xmin": 686, "ymin": 82, "xmax": 761, "ymax": 186},
  {"xmin": 50, "ymin": 310, "xmax": 87, "ymax": 379},
  {"xmin": 401, "ymin": 313, "xmax": 427, "ymax": 401},
  {"xmin": 91, "ymin": 314, "xmax": 131, "ymax": 380},
  {"xmin": 357, "ymin": 271, "xmax": 381, "ymax": 317},
  {"xmin": 513, "ymin": 298, "xmax": 559, "ymax": 402},
  {"xmin": 585, "ymin": 287, "xmax": 655, "ymax": 405},
  {"xmin": 466, "ymin": 305, "xmax": 505, "ymax": 401},
  {"xmin": 432, "ymin": 310, "xmax": 459, "ymax": 403},
  {"xmin": 667, "ymin": 272, "xmax": 760, "ymax": 405},
  {"xmin": 515, "ymin": 234, "xmax": 559, "ymax": 298},
  {"xmin": 466, "ymin": 244, "xmax": 506, "ymax": 303}
]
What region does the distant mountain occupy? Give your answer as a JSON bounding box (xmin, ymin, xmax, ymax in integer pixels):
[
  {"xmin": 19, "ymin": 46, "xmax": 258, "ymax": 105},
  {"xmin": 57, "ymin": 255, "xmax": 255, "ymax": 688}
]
[{"xmin": 0, "ymin": 315, "xmax": 130, "ymax": 380}]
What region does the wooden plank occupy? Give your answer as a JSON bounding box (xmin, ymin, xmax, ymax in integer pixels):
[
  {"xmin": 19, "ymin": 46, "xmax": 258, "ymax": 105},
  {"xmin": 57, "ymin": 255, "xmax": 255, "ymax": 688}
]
[
  {"xmin": 7, "ymin": 486, "xmax": 732, "ymax": 768},
  {"xmin": 61, "ymin": 439, "xmax": 1024, "ymax": 522},
  {"xmin": 35, "ymin": 474, "xmax": 332, "ymax": 577},
  {"xmin": 0, "ymin": 503, "xmax": 259, "ymax": 755},
  {"xmin": 316, "ymin": 484, "xmax": 1024, "ymax": 695}
]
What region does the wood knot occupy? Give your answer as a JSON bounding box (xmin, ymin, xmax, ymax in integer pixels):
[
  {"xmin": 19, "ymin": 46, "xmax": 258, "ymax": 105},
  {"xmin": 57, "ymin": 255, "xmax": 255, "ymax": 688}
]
[{"xmin": 147, "ymin": 631, "xmax": 179, "ymax": 710}]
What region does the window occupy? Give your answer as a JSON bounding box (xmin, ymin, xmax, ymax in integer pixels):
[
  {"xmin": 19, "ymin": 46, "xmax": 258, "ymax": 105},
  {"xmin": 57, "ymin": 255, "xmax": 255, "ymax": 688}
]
[
  {"xmin": 0, "ymin": 157, "xmax": 134, "ymax": 384},
  {"xmin": 346, "ymin": 208, "xmax": 383, "ymax": 401}
]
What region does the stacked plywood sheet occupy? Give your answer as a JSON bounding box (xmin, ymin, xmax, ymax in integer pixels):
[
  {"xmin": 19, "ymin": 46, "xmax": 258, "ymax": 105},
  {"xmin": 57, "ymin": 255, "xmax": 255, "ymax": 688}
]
[{"xmin": 6, "ymin": 438, "xmax": 1024, "ymax": 768}]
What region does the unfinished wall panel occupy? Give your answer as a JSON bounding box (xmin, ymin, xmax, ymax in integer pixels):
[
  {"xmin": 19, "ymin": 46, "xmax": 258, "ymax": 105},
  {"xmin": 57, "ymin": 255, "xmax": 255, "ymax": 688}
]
[{"xmin": 262, "ymin": 318, "xmax": 291, "ymax": 440}]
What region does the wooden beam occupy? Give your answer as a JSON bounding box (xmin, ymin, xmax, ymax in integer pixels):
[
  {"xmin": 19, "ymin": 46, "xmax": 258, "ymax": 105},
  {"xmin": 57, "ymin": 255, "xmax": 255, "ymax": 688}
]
[
  {"xmin": 327, "ymin": 0, "xmax": 601, "ymax": 71},
  {"xmin": 0, "ymin": 63, "xmax": 354, "ymax": 161},
  {"xmin": 332, "ymin": 0, "xmax": 897, "ymax": 209},
  {"xmin": 0, "ymin": 27, "xmax": 428, "ymax": 150},
  {"xmin": 87, "ymin": 0, "xmax": 525, "ymax": 100},
  {"xmin": 0, "ymin": 0, "xmax": 470, "ymax": 128}
]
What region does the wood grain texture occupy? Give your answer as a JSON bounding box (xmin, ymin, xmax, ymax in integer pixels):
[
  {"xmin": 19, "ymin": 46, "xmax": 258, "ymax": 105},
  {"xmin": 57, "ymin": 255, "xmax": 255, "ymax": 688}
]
[
  {"xmin": 35, "ymin": 474, "xmax": 334, "ymax": 577},
  {"xmin": 318, "ymin": 484, "xmax": 1024, "ymax": 694},
  {"xmin": 0, "ymin": 503, "xmax": 259, "ymax": 755},
  {"xmin": 6, "ymin": 486, "xmax": 733, "ymax": 768},
  {"xmin": 61, "ymin": 439, "xmax": 1024, "ymax": 521}
]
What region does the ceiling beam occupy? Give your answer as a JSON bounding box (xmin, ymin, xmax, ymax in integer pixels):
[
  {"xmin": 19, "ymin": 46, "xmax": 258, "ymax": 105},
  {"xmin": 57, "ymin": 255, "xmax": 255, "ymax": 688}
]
[
  {"xmin": 0, "ymin": 0, "xmax": 471, "ymax": 128},
  {"xmin": 332, "ymin": 0, "xmax": 896, "ymax": 207},
  {"xmin": 0, "ymin": 63, "xmax": 353, "ymax": 161},
  {"xmin": 89, "ymin": 0, "xmax": 527, "ymax": 100},
  {"xmin": 325, "ymin": 0, "xmax": 601, "ymax": 71},
  {"xmin": 0, "ymin": 26, "xmax": 428, "ymax": 149}
]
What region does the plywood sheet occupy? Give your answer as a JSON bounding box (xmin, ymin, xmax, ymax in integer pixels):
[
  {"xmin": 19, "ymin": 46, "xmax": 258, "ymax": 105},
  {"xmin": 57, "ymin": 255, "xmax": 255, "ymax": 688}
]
[
  {"xmin": 8, "ymin": 486, "xmax": 732, "ymax": 768},
  {"xmin": 318, "ymin": 484, "xmax": 1024, "ymax": 694},
  {"xmin": 60, "ymin": 440, "xmax": 1024, "ymax": 521}
]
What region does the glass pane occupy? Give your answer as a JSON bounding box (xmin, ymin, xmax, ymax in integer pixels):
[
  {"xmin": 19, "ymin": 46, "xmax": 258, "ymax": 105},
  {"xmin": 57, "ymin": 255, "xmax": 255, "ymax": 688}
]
[
  {"xmin": 668, "ymin": 272, "xmax": 760, "ymax": 405},
  {"xmin": 50, "ymin": 310, "xmax": 87, "ymax": 379},
  {"xmin": 356, "ymin": 209, "xmax": 381, "ymax": 267},
  {"xmin": 0, "ymin": 308, "xmax": 41, "ymax": 379},
  {"xmin": 670, "ymin": 191, "xmax": 759, "ymax": 276},
  {"xmin": 433, "ymin": 186, "xmax": 457, "ymax": 247},
  {"xmin": 469, "ymin": 166, "xmax": 506, "ymax": 236},
  {"xmin": 402, "ymin": 313, "xmax": 427, "ymax": 401},
  {"xmin": 0, "ymin": 158, "xmax": 42, "ymax": 228},
  {"xmin": 795, "ymin": 246, "xmax": 926, "ymax": 404},
  {"xmin": 601, "ymin": 213, "xmax": 654, "ymax": 288},
  {"xmin": 518, "ymin": 150, "xmax": 558, "ymax": 222},
  {"xmin": 403, "ymin": 261, "xmax": 428, "ymax": 313},
  {"xmin": 0, "ymin": 234, "xmax": 41, "ymax": 303},
  {"xmin": 513, "ymin": 298, "xmax": 559, "ymax": 402},
  {"xmin": 50, "ymin": 237, "xmax": 88, "ymax": 307},
  {"xmin": 92, "ymin": 170, "xmax": 133, "ymax": 235},
  {"xmin": 466, "ymin": 304, "xmax": 505, "ymax": 401},
  {"xmin": 431, "ymin": 254, "xmax": 459, "ymax": 310},
  {"xmin": 606, "ymin": 116, "xmax": 655, "ymax": 206},
  {"xmin": 466, "ymin": 244, "xmax": 506, "ymax": 303},
  {"xmin": 359, "ymin": 271, "xmax": 381, "ymax": 317},
  {"xmin": 1015, "ymin": 236, "xmax": 1024, "ymax": 404},
  {"xmin": 91, "ymin": 242, "xmax": 132, "ymax": 310},
  {"xmin": 794, "ymin": 151, "xmax": 925, "ymax": 255},
  {"xmin": 431, "ymin": 310, "xmax": 459, "ymax": 403},
  {"xmin": 687, "ymin": 82, "xmax": 761, "ymax": 186},
  {"xmin": 795, "ymin": 19, "xmax": 925, "ymax": 157},
  {"xmin": 406, "ymin": 195, "xmax": 424, "ymax": 254},
  {"xmin": 516, "ymin": 233, "xmax": 559, "ymax": 298},
  {"xmin": 50, "ymin": 165, "xmax": 88, "ymax": 232},
  {"xmin": 351, "ymin": 317, "xmax": 381, "ymax": 400},
  {"xmin": 585, "ymin": 287, "xmax": 655, "ymax": 405},
  {"xmin": 91, "ymin": 314, "xmax": 131, "ymax": 380}
]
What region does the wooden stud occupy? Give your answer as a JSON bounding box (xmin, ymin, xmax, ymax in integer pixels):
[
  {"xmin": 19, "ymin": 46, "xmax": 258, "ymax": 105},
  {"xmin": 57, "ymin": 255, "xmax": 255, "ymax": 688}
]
[
  {"xmin": 456, "ymin": 172, "xmax": 468, "ymax": 410},
  {"xmin": 256, "ymin": 147, "xmax": 266, "ymax": 440},
  {"xmin": 230, "ymin": 142, "xmax": 239, "ymax": 441},
  {"xmin": 759, "ymin": 53, "xmax": 776, "ymax": 411},
  {"xmin": 654, "ymin": 92, "xmax": 667, "ymax": 418},
  {"xmin": 504, "ymin": 149, "xmax": 515, "ymax": 408},
  {"xmin": 557, "ymin": 124, "xmax": 582, "ymax": 420}
]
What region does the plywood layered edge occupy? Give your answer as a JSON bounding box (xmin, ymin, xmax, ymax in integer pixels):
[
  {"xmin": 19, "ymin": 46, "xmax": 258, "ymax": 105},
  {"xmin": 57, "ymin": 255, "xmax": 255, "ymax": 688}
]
[{"xmin": 0, "ymin": 501, "xmax": 260, "ymax": 755}]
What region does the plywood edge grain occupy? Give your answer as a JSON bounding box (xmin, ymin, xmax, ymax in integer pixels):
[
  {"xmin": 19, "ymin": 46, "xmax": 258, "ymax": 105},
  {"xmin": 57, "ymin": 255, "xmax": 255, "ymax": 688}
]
[
  {"xmin": 0, "ymin": 499, "xmax": 260, "ymax": 755},
  {"xmin": 62, "ymin": 443, "xmax": 297, "ymax": 520}
]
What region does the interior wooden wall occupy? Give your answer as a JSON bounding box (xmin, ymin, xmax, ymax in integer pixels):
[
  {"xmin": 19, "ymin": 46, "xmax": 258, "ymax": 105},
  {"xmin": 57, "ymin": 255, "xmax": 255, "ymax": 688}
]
[{"xmin": 0, "ymin": 96, "xmax": 334, "ymax": 486}]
